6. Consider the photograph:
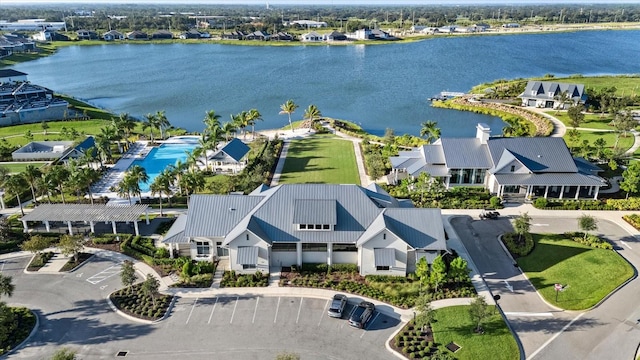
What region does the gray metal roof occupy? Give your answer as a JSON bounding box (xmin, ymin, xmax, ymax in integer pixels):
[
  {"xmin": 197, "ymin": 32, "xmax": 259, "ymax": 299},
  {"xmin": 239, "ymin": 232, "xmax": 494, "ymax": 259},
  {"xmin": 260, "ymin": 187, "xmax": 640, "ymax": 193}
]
[
  {"xmin": 420, "ymin": 145, "xmax": 445, "ymax": 164},
  {"xmin": 487, "ymin": 137, "xmax": 578, "ymax": 173},
  {"xmin": 417, "ymin": 251, "xmax": 440, "ymax": 264},
  {"xmin": 293, "ymin": 199, "xmax": 337, "ymax": 225},
  {"xmin": 410, "ymin": 164, "xmax": 450, "ymax": 178},
  {"xmin": 493, "ymin": 172, "xmax": 606, "ymax": 186},
  {"xmin": 253, "ymin": 184, "xmax": 383, "ymax": 243},
  {"xmin": 184, "ymin": 194, "xmax": 265, "ymax": 237},
  {"xmin": 162, "ymin": 214, "xmax": 189, "ymax": 244},
  {"xmin": 441, "ymin": 138, "xmax": 492, "ymax": 169},
  {"xmin": 21, "ymin": 204, "xmax": 148, "ymax": 222},
  {"xmin": 374, "ymin": 248, "xmax": 395, "ymax": 267},
  {"xmin": 383, "ymin": 208, "xmax": 446, "ymax": 250},
  {"xmin": 237, "ymin": 246, "xmax": 259, "ymax": 265},
  {"xmin": 520, "ymin": 81, "xmax": 586, "ymax": 102}
]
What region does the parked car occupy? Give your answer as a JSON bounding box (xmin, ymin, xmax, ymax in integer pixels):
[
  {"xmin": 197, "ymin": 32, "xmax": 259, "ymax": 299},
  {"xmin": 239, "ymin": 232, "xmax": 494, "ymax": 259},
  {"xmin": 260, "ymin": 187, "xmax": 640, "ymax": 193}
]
[
  {"xmin": 348, "ymin": 301, "xmax": 375, "ymax": 329},
  {"xmin": 328, "ymin": 294, "xmax": 348, "ymax": 318}
]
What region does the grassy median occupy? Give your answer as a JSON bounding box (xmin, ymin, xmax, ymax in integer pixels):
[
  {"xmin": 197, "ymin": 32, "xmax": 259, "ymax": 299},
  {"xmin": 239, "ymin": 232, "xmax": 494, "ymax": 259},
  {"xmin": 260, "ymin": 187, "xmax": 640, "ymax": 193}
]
[{"xmin": 517, "ymin": 234, "xmax": 634, "ymax": 310}]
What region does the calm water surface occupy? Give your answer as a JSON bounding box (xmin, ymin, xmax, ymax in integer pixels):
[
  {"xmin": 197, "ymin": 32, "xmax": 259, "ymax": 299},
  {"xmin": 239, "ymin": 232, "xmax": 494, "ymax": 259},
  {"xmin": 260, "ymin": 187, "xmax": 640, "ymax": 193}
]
[{"xmin": 14, "ymin": 30, "xmax": 640, "ymax": 136}]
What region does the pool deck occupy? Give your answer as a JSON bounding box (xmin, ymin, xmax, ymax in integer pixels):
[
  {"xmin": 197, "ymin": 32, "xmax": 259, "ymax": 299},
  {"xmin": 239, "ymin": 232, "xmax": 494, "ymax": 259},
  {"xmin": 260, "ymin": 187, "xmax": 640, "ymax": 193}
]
[{"xmin": 91, "ymin": 141, "xmax": 149, "ymax": 197}]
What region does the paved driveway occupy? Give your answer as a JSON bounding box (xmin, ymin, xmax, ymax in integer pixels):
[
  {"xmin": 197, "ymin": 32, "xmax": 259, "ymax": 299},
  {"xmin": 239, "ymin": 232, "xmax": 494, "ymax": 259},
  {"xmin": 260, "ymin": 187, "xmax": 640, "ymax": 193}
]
[
  {"xmin": 2, "ymin": 254, "xmax": 401, "ymax": 360},
  {"xmin": 451, "ymin": 214, "xmax": 640, "ymax": 360}
]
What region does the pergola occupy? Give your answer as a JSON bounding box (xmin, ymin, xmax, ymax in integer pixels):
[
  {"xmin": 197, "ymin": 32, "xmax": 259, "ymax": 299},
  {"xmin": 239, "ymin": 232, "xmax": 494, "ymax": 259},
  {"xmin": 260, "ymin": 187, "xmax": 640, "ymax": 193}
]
[{"xmin": 21, "ymin": 204, "xmax": 150, "ymax": 236}]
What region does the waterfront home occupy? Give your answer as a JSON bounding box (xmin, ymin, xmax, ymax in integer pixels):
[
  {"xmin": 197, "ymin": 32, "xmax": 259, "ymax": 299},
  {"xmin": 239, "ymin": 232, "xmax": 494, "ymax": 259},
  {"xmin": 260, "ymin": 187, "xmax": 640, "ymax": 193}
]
[
  {"xmin": 287, "ymin": 20, "xmax": 327, "ymax": 28},
  {"xmin": 270, "ymin": 32, "xmax": 293, "ymax": 41},
  {"xmin": 162, "ymin": 184, "xmax": 448, "ymax": 276},
  {"xmin": 221, "ymin": 31, "xmax": 246, "ymax": 40},
  {"xmin": 179, "ymin": 29, "xmax": 210, "ymax": 39},
  {"xmin": 151, "ymin": 30, "xmax": 174, "ymax": 40},
  {"xmin": 389, "ymin": 123, "xmax": 605, "ymax": 200},
  {"xmin": 0, "ymin": 81, "xmax": 68, "ymax": 126},
  {"xmin": 103, "ymin": 30, "xmax": 124, "ymax": 41},
  {"xmin": 126, "ymin": 31, "xmax": 148, "ymax": 40},
  {"xmin": 76, "ymin": 29, "xmax": 99, "ymax": 40},
  {"xmin": 301, "ymin": 31, "xmax": 323, "ymax": 42},
  {"xmin": 519, "ymin": 81, "xmax": 587, "ymax": 109},
  {"xmin": 32, "ymin": 30, "xmax": 69, "ymax": 42},
  {"xmin": 325, "ymin": 31, "xmax": 347, "ymax": 41},
  {"xmin": 245, "ymin": 31, "xmax": 270, "ymax": 41},
  {"xmin": 0, "ymin": 33, "xmax": 36, "ymax": 54}
]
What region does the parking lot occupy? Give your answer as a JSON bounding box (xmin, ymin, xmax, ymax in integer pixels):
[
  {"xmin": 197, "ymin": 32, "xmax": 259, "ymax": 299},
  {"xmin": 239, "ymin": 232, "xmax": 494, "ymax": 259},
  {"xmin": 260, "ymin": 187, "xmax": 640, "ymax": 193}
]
[{"xmin": 3, "ymin": 253, "xmax": 403, "ymax": 360}]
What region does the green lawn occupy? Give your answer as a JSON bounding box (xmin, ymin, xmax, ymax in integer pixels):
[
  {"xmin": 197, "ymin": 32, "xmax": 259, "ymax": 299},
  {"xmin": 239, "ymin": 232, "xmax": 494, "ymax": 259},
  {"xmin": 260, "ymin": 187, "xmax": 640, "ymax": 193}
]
[
  {"xmin": 549, "ymin": 111, "xmax": 617, "ymax": 130},
  {"xmin": 564, "ymin": 130, "xmax": 634, "ymax": 153},
  {"xmin": 431, "ymin": 306, "xmax": 519, "ymax": 360},
  {"xmin": 279, "ymin": 135, "xmax": 360, "ymax": 184},
  {"xmin": 517, "ymin": 234, "xmax": 634, "ymax": 310},
  {"xmin": 0, "ymin": 162, "xmax": 47, "ymax": 173}
]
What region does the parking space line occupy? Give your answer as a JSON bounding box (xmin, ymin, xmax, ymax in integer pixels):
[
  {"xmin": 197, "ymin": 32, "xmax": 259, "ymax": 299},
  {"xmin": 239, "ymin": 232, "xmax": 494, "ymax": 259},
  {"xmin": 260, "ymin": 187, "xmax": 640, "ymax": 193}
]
[
  {"xmin": 318, "ymin": 299, "xmax": 329, "ymax": 326},
  {"xmin": 207, "ymin": 297, "xmax": 218, "ymax": 324},
  {"xmin": 186, "ymin": 298, "xmax": 198, "ymax": 324},
  {"xmin": 230, "ymin": 296, "xmax": 239, "ymax": 324},
  {"xmin": 361, "ymin": 312, "xmax": 381, "ymax": 338},
  {"xmin": 296, "ymin": 297, "xmax": 303, "ymax": 324},
  {"xmin": 86, "ymin": 265, "xmax": 122, "ymax": 285},
  {"xmin": 274, "ymin": 297, "xmax": 281, "ymax": 323},
  {"xmin": 252, "ymin": 297, "xmax": 260, "ymax": 324}
]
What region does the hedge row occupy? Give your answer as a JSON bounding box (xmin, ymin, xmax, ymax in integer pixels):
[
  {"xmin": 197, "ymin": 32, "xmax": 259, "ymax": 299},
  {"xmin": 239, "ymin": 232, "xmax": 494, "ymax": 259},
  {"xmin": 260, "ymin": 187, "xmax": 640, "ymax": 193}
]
[
  {"xmin": 534, "ymin": 197, "xmax": 640, "ymax": 211},
  {"xmin": 623, "ymin": 214, "xmax": 640, "ymax": 230},
  {"xmin": 299, "ymin": 263, "xmax": 359, "ymax": 274},
  {"xmin": 563, "ymin": 232, "xmax": 614, "ymax": 250}
]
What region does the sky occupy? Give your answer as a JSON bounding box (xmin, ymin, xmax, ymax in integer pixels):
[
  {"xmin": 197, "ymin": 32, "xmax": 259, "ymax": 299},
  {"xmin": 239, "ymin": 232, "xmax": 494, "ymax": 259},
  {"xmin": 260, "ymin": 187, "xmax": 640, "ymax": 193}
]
[{"xmin": 3, "ymin": 0, "xmax": 640, "ymax": 5}]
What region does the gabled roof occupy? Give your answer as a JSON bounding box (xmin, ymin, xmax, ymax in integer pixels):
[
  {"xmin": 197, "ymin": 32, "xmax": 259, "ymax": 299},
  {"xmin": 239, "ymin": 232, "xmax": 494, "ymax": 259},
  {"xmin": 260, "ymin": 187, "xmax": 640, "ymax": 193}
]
[
  {"xmin": 520, "ymin": 81, "xmax": 586, "ymax": 102},
  {"xmin": 104, "ymin": 30, "xmax": 123, "ymax": 36},
  {"xmin": 214, "ymin": 138, "xmax": 249, "ymax": 162},
  {"xmin": 441, "ymin": 138, "xmax": 492, "ymax": 168},
  {"xmin": 487, "ymin": 137, "xmax": 577, "ymax": 173},
  {"xmin": 184, "ymin": 194, "xmax": 265, "ymax": 237},
  {"xmin": 162, "ymin": 214, "xmax": 189, "ymax": 244},
  {"xmin": 356, "ymin": 208, "xmax": 445, "ymax": 250}
]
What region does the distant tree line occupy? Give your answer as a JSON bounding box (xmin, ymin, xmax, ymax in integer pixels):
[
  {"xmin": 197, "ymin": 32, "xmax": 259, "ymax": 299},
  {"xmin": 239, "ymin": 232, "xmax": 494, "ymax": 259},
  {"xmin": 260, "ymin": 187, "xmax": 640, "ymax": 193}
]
[{"xmin": 1, "ymin": 4, "xmax": 639, "ymax": 33}]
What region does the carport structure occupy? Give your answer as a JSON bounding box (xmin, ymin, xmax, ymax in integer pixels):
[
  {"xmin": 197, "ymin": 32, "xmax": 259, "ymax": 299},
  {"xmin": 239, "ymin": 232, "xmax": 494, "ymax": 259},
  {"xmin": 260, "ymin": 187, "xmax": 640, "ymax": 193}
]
[{"xmin": 21, "ymin": 204, "xmax": 150, "ymax": 236}]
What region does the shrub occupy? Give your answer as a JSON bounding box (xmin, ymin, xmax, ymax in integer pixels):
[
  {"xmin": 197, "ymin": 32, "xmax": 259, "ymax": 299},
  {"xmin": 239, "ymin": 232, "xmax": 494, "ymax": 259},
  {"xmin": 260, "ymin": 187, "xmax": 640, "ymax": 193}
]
[
  {"xmin": 501, "ymin": 232, "xmax": 534, "ymax": 257},
  {"xmin": 534, "ymin": 197, "xmax": 548, "ymax": 208},
  {"xmin": 155, "ymin": 247, "xmax": 169, "ymax": 258},
  {"xmin": 301, "ymin": 263, "xmax": 329, "ymax": 273},
  {"xmin": 563, "ymin": 232, "xmax": 613, "ymax": 250},
  {"xmin": 490, "ymin": 196, "xmax": 502, "ymax": 208},
  {"xmin": 329, "ymin": 263, "xmax": 358, "ymax": 273}
]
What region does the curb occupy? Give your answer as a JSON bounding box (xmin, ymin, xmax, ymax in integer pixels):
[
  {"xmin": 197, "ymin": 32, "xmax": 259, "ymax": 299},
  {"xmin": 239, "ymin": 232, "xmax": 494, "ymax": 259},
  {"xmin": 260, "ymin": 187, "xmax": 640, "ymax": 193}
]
[
  {"xmin": 105, "ymin": 290, "xmax": 176, "ymax": 325},
  {"xmin": 385, "ymin": 320, "xmax": 410, "ymax": 360}
]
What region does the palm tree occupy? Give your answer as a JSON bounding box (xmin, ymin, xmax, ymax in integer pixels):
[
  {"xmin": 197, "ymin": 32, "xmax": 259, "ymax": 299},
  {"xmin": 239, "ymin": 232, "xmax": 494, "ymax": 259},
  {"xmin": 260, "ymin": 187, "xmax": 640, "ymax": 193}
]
[
  {"xmin": 142, "ymin": 113, "xmax": 158, "ymax": 144},
  {"xmin": 0, "ymin": 274, "xmax": 14, "ymax": 300},
  {"xmin": 197, "ymin": 134, "xmax": 213, "ymax": 171},
  {"xmin": 280, "ymin": 99, "xmax": 299, "ymax": 133},
  {"xmin": 554, "ymin": 90, "xmax": 571, "ymax": 114},
  {"xmin": 149, "ymin": 173, "xmax": 172, "ymax": 216},
  {"xmin": 203, "ymin": 110, "xmax": 221, "ymax": 134},
  {"xmin": 113, "ymin": 113, "xmax": 136, "ymax": 150},
  {"xmin": 155, "ymin": 110, "xmax": 171, "ymax": 140},
  {"xmin": 112, "ymin": 178, "xmax": 132, "ymax": 205},
  {"xmin": 168, "ymin": 160, "xmax": 187, "ymax": 195},
  {"xmin": 303, "ymin": 104, "xmax": 322, "ymax": 127},
  {"xmin": 4, "ymin": 174, "xmax": 27, "ymax": 215},
  {"xmin": 246, "ymin": 108, "xmax": 263, "ymax": 140},
  {"xmin": 180, "ymin": 171, "xmax": 205, "ymax": 203},
  {"xmin": 49, "ymin": 165, "xmax": 70, "ymax": 204},
  {"xmin": 23, "ymin": 165, "xmax": 42, "ymax": 204},
  {"xmin": 82, "ymin": 167, "xmax": 100, "ymax": 205},
  {"xmin": 38, "ymin": 169, "xmax": 58, "ymax": 203},
  {"xmin": 420, "ymin": 121, "xmax": 441, "ymax": 144},
  {"xmin": 221, "ymin": 121, "xmax": 237, "ymax": 142},
  {"xmin": 127, "ymin": 165, "xmax": 149, "ymax": 193},
  {"xmin": 185, "ymin": 148, "xmax": 201, "ymax": 172}
]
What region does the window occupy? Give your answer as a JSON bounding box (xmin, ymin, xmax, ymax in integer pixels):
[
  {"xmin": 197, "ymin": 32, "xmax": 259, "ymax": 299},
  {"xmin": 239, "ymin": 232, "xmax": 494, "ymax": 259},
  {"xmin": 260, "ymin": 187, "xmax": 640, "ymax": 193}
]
[
  {"xmin": 243, "ymin": 264, "xmax": 257, "ymax": 270},
  {"xmin": 315, "ymin": 224, "xmax": 322, "ymax": 230},
  {"xmin": 302, "ymin": 243, "xmax": 327, "ymax": 252},
  {"xmin": 376, "ymin": 266, "xmax": 390, "ymax": 271},
  {"xmin": 510, "ymin": 165, "xmax": 516, "ymax": 172},
  {"xmin": 323, "ymin": 224, "xmax": 330, "ymax": 230},
  {"xmin": 333, "ymin": 244, "xmax": 357, "ymax": 252},
  {"xmin": 298, "ymin": 224, "xmax": 332, "ymax": 231},
  {"xmin": 299, "ymin": 224, "xmax": 307, "ymax": 229},
  {"xmin": 473, "ymin": 169, "xmax": 485, "ymax": 184},
  {"xmin": 246, "ymin": 234, "xmax": 249, "ymax": 240},
  {"xmin": 383, "ymin": 233, "xmax": 386, "ymax": 240},
  {"xmin": 196, "ymin": 241, "xmax": 210, "ymax": 257},
  {"xmin": 272, "ymin": 243, "xmax": 297, "ymax": 252}
]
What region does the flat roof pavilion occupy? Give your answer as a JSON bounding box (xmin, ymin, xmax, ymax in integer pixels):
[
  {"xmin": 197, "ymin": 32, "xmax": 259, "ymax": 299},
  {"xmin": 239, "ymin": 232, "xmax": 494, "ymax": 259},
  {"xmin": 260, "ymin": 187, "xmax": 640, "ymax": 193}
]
[{"xmin": 21, "ymin": 204, "xmax": 150, "ymax": 236}]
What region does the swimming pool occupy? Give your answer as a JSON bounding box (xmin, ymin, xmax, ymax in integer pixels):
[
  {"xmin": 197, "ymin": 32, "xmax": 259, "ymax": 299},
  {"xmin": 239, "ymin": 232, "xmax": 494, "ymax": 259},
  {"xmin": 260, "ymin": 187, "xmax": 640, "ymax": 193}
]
[{"xmin": 130, "ymin": 141, "xmax": 198, "ymax": 192}]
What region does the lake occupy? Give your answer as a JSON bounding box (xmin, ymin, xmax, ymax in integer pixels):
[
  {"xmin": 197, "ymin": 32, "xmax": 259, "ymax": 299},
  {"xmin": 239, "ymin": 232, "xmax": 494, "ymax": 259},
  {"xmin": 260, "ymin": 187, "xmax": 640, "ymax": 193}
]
[{"xmin": 13, "ymin": 30, "xmax": 640, "ymax": 137}]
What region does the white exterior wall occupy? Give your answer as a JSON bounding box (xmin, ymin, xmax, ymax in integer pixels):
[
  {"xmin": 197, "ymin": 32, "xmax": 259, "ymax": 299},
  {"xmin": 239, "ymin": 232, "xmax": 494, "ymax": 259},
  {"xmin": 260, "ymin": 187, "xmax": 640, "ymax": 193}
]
[
  {"xmin": 406, "ymin": 250, "xmax": 417, "ymax": 273},
  {"xmin": 302, "ymin": 251, "xmax": 326, "ymax": 264},
  {"xmin": 359, "ymin": 230, "xmax": 407, "ymax": 276},
  {"xmin": 271, "ymin": 250, "xmax": 297, "ymax": 268},
  {"xmin": 333, "ymin": 251, "xmax": 357, "ymax": 264},
  {"xmin": 227, "ymin": 231, "xmax": 270, "ymax": 274}
]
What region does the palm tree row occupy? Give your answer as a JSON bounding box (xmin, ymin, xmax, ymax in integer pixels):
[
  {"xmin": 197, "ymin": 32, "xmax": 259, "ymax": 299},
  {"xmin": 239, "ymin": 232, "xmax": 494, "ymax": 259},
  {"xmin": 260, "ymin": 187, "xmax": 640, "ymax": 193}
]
[
  {"xmin": 142, "ymin": 110, "xmax": 171, "ymax": 144},
  {"xmin": 1, "ymin": 157, "xmax": 102, "ymax": 215},
  {"xmin": 112, "ymin": 165, "xmax": 149, "ymax": 206}
]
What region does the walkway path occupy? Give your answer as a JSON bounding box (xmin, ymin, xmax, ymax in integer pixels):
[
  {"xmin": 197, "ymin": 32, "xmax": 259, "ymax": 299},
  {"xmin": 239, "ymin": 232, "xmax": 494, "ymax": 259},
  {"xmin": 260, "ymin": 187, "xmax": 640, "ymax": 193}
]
[
  {"xmin": 527, "ymin": 107, "xmax": 566, "ymax": 138},
  {"xmin": 270, "ymin": 140, "xmax": 290, "ymax": 186}
]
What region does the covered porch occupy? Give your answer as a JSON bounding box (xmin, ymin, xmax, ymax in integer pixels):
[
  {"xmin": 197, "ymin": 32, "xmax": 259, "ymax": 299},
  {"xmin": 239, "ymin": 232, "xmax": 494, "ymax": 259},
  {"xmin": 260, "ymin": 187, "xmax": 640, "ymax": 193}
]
[{"xmin": 20, "ymin": 204, "xmax": 150, "ymax": 236}]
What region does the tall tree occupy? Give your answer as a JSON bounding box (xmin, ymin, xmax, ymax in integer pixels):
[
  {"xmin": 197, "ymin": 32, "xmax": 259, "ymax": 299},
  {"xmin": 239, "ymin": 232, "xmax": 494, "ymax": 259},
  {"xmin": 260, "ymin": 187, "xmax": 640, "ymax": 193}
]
[
  {"xmin": 246, "ymin": 108, "xmax": 263, "ymax": 140},
  {"xmin": 155, "ymin": 110, "xmax": 171, "ymax": 140},
  {"xmin": 142, "ymin": 113, "xmax": 158, "ymax": 144},
  {"xmin": 49, "ymin": 165, "xmax": 70, "ymax": 204},
  {"xmin": 221, "ymin": 121, "xmax": 237, "ymax": 142},
  {"xmin": 420, "ymin": 120, "xmax": 441, "ymax": 144},
  {"xmin": 20, "ymin": 235, "xmax": 51, "ymax": 255},
  {"xmin": 430, "ymin": 255, "xmax": 447, "ymax": 293},
  {"xmin": 23, "ymin": 165, "xmax": 42, "ymax": 204},
  {"xmin": 554, "ymin": 90, "xmax": 571, "ymax": 114},
  {"xmin": 120, "ymin": 260, "xmax": 137, "ymax": 290},
  {"xmin": 448, "ymin": 256, "xmax": 469, "ymax": 284},
  {"xmin": 203, "ymin": 110, "xmax": 221, "ymax": 134},
  {"xmin": 58, "ymin": 235, "xmax": 84, "ymax": 263},
  {"xmin": 413, "ymin": 293, "xmax": 435, "ymax": 331},
  {"xmin": 4, "ymin": 174, "xmax": 27, "ymax": 215},
  {"xmin": 279, "ymin": 99, "xmax": 299, "ymax": 133},
  {"xmin": 303, "ymin": 104, "xmax": 321, "ymax": 127},
  {"xmin": 567, "ymin": 105, "xmax": 585, "ymax": 128},
  {"xmin": 415, "ymin": 256, "xmax": 429, "ymax": 293},
  {"xmin": 141, "ymin": 274, "xmax": 160, "ymax": 306},
  {"xmin": 620, "ymin": 162, "xmax": 640, "ymax": 199}
]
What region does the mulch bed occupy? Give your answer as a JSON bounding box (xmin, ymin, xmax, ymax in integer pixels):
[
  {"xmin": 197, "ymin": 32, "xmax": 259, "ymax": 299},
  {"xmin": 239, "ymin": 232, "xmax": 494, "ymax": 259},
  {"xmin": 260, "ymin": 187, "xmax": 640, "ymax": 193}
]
[
  {"xmin": 26, "ymin": 251, "xmax": 54, "ymax": 271},
  {"xmin": 60, "ymin": 252, "xmax": 94, "ymax": 272},
  {"xmin": 88, "ymin": 241, "xmax": 121, "ymax": 252},
  {"xmin": 389, "ymin": 322, "xmax": 439, "ymax": 359}
]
